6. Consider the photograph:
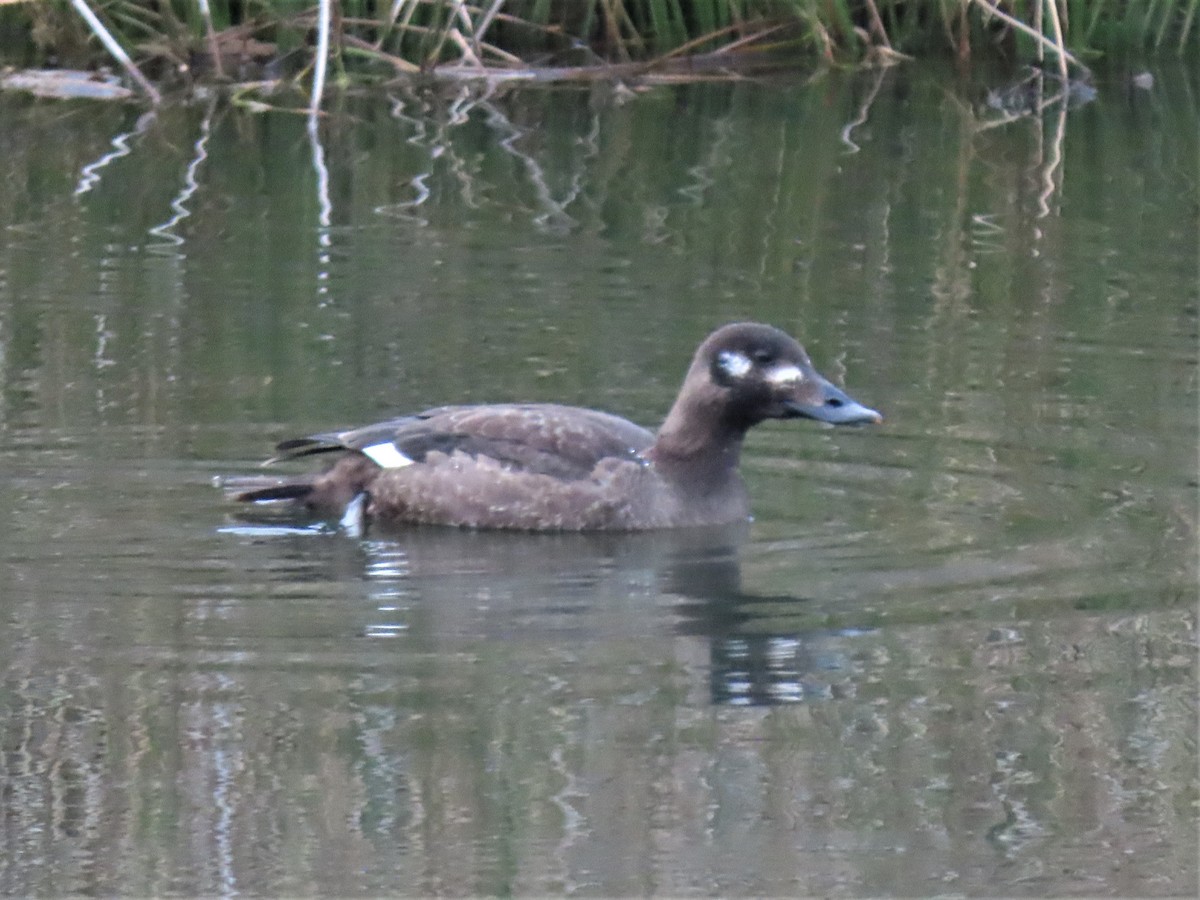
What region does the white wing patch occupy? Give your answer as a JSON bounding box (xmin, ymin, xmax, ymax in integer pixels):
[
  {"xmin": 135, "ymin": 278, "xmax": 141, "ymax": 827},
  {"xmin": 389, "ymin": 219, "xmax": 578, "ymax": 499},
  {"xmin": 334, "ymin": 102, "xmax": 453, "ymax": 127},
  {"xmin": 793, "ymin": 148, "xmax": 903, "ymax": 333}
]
[
  {"xmin": 362, "ymin": 442, "xmax": 413, "ymax": 468},
  {"xmin": 766, "ymin": 364, "xmax": 805, "ymax": 386},
  {"xmin": 717, "ymin": 350, "xmax": 753, "ymax": 379}
]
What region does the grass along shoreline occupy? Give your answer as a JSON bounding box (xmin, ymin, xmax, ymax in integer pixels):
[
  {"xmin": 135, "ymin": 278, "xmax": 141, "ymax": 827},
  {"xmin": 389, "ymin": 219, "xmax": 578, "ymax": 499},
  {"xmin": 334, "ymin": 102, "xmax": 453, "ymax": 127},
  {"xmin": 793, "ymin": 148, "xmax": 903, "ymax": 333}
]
[{"xmin": 0, "ymin": 0, "xmax": 1195, "ymax": 106}]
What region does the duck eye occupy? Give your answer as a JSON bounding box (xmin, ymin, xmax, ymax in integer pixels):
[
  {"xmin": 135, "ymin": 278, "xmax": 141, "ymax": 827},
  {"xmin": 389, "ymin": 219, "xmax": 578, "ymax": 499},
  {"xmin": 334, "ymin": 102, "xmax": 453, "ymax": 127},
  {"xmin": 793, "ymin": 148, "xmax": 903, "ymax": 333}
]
[{"xmin": 751, "ymin": 348, "xmax": 775, "ymax": 364}]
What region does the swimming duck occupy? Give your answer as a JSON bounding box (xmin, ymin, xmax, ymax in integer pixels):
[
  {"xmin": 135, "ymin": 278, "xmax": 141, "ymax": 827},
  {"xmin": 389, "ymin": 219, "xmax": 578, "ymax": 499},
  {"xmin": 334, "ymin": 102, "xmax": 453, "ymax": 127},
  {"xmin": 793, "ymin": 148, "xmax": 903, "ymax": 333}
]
[{"xmin": 230, "ymin": 322, "xmax": 881, "ymax": 531}]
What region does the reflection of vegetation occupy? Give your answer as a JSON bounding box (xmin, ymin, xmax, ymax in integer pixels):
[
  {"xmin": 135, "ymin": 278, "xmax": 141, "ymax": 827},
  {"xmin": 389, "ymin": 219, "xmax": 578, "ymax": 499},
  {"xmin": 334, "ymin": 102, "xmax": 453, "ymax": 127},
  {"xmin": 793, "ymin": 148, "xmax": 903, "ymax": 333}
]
[
  {"xmin": 0, "ymin": 1, "xmax": 1196, "ymax": 105},
  {"xmin": 1, "ymin": 62, "xmax": 1196, "ymax": 894}
]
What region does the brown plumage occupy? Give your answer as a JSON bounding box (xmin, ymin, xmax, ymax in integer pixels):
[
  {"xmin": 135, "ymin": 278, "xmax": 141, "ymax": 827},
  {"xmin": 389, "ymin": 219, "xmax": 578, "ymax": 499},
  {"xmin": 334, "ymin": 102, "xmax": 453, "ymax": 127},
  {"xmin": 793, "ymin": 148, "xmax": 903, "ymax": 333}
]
[{"xmin": 228, "ymin": 323, "xmax": 881, "ymax": 531}]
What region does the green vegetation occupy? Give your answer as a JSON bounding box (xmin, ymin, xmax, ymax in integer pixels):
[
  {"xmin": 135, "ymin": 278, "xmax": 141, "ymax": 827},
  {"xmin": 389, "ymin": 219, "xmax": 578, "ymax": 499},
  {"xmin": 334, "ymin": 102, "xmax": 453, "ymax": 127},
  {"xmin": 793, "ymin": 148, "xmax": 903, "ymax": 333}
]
[{"xmin": 1, "ymin": 1, "xmax": 1196, "ymax": 102}]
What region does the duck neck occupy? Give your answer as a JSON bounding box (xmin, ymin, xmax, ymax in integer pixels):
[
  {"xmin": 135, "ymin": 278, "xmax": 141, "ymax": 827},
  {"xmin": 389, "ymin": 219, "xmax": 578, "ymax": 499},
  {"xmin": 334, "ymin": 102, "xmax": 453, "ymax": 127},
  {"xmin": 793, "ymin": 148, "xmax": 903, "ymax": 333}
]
[{"xmin": 646, "ymin": 393, "xmax": 748, "ymax": 490}]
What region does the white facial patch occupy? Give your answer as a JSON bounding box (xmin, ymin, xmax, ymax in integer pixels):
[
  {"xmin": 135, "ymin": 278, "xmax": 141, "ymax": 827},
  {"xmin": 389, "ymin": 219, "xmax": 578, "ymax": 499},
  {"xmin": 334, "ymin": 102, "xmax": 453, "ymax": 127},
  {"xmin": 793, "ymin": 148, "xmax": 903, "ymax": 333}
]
[
  {"xmin": 362, "ymin": 442, "xmax": 413, "ymax": 468},
  {"xmin": 717, "ymin": 350, "xmax": 753, "ymax": 379},
  {"xmin": 766, "ymin": 364, "xmax": 806, "ymax": 387}
]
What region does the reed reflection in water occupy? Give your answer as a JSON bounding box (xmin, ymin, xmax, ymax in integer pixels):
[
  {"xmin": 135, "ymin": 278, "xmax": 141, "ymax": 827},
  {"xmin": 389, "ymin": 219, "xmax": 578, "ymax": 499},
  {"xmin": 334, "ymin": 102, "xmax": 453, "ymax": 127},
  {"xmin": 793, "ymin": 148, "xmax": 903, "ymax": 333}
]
[{"xmin": 0, "ymin": 61, "xmax": 1196, "ymax": 896}]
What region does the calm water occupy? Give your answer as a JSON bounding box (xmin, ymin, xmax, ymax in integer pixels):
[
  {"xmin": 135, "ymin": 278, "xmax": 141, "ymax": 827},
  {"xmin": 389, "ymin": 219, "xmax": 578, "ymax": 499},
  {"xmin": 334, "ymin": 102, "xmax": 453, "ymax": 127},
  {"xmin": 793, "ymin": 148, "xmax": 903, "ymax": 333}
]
[{"xmin": 1, "ymin": 62, "xmax": 1196, "ymax": 896}]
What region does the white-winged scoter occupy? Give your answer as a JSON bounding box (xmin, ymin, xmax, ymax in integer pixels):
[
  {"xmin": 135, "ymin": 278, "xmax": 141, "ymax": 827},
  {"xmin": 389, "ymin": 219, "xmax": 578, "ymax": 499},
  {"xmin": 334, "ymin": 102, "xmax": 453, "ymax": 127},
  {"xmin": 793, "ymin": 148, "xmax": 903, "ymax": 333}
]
[{"xmin": 230, "ymin": 322, "xmax": 881, "ymax": 531}]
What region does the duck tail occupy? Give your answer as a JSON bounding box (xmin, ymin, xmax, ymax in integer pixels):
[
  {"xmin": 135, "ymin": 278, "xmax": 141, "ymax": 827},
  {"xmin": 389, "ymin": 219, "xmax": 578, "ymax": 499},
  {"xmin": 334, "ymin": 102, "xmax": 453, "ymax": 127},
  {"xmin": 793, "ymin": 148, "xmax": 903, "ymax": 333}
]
[
  {"xmin": 220, "ymin": 475, "xmax": 316, "ymax": 505},
  {"xmin": 264, "ymin": 436, "xmax": 345, "ymax": 465}
]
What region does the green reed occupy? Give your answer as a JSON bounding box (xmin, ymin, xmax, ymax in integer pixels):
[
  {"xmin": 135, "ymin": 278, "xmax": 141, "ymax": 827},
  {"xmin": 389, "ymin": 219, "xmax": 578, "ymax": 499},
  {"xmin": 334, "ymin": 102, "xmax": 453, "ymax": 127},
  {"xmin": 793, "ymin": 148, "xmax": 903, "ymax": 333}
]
[{"xmin": 0, "ymin": 0, "xmax": 1195, "ymax": 95}]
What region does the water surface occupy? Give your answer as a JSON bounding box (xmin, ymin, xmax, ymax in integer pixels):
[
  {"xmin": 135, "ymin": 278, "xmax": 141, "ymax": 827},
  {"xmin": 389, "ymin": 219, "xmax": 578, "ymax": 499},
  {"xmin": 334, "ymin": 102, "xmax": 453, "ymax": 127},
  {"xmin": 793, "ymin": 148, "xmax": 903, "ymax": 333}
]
[{"xmin": 0, "ymin": 63, "xmax": 1196, "ymax": 896}]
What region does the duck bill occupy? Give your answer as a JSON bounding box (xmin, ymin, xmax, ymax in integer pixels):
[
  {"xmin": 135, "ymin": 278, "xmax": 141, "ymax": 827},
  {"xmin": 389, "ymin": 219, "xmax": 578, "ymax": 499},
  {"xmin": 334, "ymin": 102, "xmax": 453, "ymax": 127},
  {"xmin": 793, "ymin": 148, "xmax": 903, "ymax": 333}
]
[{"xmin": 783, "ymin": 377, "xmax": 882, "ymax": 425}]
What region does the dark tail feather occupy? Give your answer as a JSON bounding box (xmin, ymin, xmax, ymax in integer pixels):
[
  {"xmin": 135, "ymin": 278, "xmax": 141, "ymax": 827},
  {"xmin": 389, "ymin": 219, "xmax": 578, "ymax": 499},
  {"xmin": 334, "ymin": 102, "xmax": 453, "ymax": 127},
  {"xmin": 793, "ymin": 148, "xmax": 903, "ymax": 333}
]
[
  {"xmin": 265, "ymin": 436, "xmax": 346, "ymax": 464},
  {"xmin": 220, "ymin": 475, "xmax": 316, "ymax": 504}
]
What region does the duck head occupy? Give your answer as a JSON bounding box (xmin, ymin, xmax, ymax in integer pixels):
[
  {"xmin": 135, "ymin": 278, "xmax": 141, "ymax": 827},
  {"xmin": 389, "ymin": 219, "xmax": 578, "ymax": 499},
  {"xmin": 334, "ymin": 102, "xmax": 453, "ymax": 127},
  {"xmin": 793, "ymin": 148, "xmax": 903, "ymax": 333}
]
[
  {"xmin": 705, "ymin": 322, "xmax": 883, "ymax": 427},
  {"xmin": 651, "ymin": 322, "xmax": 881, "ymax": 466}
]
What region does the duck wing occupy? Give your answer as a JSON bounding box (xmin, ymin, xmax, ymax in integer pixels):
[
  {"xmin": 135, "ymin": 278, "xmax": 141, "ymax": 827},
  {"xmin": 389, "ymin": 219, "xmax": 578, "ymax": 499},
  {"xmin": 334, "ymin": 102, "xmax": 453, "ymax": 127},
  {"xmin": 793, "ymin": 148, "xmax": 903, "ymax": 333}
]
[{"xmin": 269, "ymin": 403, "xmax": 655, "ymax": 481}]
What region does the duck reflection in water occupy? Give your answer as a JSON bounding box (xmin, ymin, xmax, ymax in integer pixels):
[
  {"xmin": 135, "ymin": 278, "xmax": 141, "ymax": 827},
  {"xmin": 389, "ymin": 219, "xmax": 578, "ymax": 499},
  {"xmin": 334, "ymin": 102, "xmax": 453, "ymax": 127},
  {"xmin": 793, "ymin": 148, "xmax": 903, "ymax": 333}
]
[{"xmin": 224, "ymin": 519, "xmax": 871, "ymax": 708}]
